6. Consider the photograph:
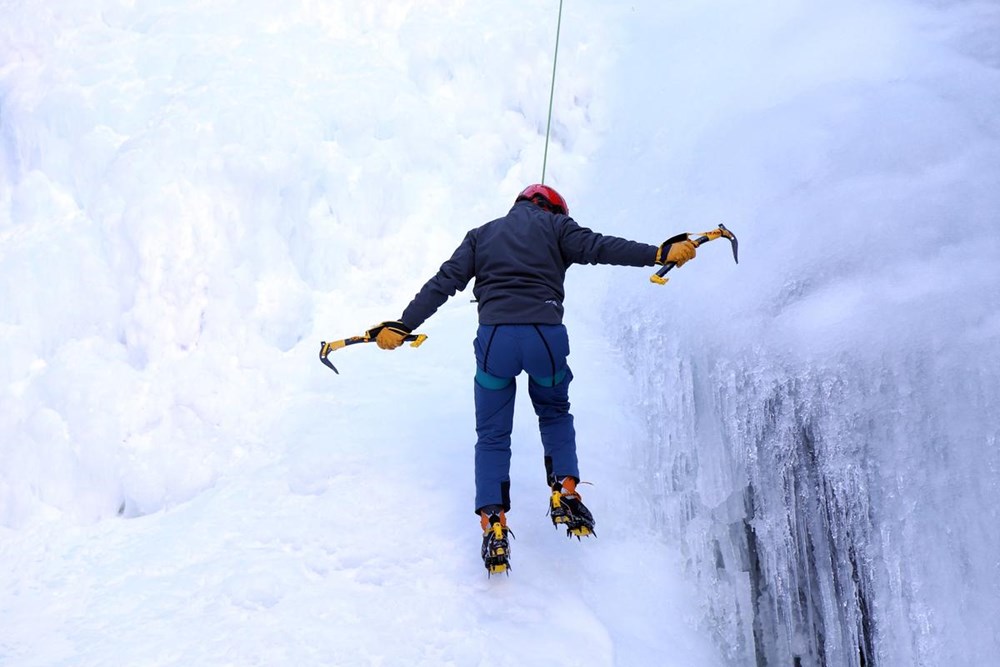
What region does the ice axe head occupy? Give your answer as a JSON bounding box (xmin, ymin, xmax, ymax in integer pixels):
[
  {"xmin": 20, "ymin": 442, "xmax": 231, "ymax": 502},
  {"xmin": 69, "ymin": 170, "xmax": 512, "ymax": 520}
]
[
  {"xmin": 718, "ymin": 223, "xmax": 739, "ymax": 264},
  {"xmin": 319, "ymin": 340, "xmax": 342, "ymax": 373}
]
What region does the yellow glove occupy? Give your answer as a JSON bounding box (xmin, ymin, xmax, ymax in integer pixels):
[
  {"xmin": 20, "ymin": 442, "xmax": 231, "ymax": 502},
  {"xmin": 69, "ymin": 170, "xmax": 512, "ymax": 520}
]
[
  {"xmin": 655, "ymin": 234, "xmax": 697, "ymax": 268},
  {"xmin": 372, "ymin": 321, "xmax": 411, "ymax": 350}
]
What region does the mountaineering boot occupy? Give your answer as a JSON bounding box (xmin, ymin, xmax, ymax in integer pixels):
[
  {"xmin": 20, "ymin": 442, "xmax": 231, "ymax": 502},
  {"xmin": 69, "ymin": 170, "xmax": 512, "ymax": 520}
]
[
  {"xmin": 549, "ymin": 477, "xmax": 596, "ymax": 539},
  {"xmin": 480, "ymin": 507, "xmax": 513, "ymax": 576}
]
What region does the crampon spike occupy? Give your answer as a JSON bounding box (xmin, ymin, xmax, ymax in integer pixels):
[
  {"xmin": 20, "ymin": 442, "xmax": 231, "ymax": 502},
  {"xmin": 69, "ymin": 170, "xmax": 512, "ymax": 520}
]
[{"xmin": 568, "ymin": 525, "xmax": 595, "ymax": 539}]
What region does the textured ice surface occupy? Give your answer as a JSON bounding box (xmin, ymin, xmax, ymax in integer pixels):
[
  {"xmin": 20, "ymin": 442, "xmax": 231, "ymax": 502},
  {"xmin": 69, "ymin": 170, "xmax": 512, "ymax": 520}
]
[{"xmin": 603, "ymin": 1, "xmax": 1000, "ymax": 664}]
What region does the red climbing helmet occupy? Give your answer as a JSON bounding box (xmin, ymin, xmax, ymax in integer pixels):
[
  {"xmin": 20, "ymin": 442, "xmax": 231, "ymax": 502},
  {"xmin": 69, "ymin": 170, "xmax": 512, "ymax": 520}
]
[{"xmin": 516, "ymin": 184, "xmax": 568, "ymax": 215}]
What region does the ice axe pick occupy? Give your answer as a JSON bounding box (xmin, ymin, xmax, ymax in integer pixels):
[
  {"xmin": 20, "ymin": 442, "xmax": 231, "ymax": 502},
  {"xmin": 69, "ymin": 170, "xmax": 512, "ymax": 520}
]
[{"xmin": 650, "ymin": 223, "xmax": 739, "ymax": 285}]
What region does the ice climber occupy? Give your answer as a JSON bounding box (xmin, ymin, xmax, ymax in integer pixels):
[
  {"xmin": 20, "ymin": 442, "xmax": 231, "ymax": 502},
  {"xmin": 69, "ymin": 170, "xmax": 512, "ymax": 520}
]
[{"xmin": 372, "ymin": 184, "xmax": 697, "ymax": 575}]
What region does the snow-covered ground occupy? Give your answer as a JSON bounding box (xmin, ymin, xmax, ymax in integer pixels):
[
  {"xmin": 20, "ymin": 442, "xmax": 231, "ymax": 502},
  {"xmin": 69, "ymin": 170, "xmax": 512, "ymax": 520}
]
[
  {"xmin": 1, "ymin": 313, "xmax": 721, "ymax": 665},
  {"xmin": 3, "ymin": 0, "xmax": 999, "ymax": 665}
]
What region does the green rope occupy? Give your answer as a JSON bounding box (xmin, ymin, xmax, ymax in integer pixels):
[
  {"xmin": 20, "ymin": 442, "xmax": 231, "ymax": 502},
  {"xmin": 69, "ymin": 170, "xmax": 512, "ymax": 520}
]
[{"xmin": 541, "ymin": 0, "xmax": 564, "ymax": 185}]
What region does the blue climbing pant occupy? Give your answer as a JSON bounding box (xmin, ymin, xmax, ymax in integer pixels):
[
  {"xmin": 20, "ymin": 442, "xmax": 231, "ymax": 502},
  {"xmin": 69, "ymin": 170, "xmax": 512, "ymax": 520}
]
[{"xmin": 472, "ymin": 323, "xmax": 579, "ymax": 514}]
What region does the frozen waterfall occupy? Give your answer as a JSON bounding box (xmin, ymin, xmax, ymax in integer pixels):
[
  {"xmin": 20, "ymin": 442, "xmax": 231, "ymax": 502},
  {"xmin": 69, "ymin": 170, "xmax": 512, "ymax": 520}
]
[{"xmin": 603, "ymin": 1, "xmax": 1000, "ymax": 664}]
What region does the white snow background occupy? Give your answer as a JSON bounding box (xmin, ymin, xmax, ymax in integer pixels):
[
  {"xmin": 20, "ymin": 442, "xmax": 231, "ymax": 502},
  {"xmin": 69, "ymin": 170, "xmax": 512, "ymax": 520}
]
[{"xmin": 1, "ymin": 1, "xmax": 998, "ymax": 666}]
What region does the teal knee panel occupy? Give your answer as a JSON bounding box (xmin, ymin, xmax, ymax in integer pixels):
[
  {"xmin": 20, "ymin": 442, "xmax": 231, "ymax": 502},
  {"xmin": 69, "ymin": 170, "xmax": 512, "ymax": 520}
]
[
  {"xmin": 475, "ymin": 367, "xmax": 513, "ymax": 390},
  {"xmin": 528, "ymin": 368, "xmax": 568, "ymax": 388}
]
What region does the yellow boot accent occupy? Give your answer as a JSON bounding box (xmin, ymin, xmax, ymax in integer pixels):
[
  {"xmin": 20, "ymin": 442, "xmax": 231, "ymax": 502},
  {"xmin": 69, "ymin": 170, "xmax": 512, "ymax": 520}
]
[
  {"xmin": 550, "ymin": 490, "xmax": 570, "ymax": 524},
  {"xmin": 490, "ymin": 523, "xmax": 507, "ymax": 571}
]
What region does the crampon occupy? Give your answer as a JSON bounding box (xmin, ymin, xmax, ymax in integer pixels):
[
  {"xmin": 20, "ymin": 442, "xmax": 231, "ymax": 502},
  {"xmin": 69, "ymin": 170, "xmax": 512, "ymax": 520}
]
[
  {"xmin": 549, "ymin": 478, "xmax": 596, "ymax": 539},
  {"xmin": 480, "ymin": 511, "xmax": 513, "ymax": 576}
]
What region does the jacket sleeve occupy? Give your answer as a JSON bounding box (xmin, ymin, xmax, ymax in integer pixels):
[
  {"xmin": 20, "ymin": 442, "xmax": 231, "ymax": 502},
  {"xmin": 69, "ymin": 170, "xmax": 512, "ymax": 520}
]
[
  {"xmin": 400, "ymin": 231, "xmax": 476, "ymax": 330},
  {"xmin": 556, "ymin": 216, "xmax": 658, "ymax": 267}
]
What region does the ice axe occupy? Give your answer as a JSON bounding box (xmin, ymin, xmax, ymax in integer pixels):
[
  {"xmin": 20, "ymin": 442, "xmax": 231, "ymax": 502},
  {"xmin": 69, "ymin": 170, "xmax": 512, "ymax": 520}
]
[
  {"xmin": 318, "ymin": 324, "xmax": 428, "ymax": 374},
  {"xmin": 650, "ymin": 223, "xmax": 739, "ymax": 285}
]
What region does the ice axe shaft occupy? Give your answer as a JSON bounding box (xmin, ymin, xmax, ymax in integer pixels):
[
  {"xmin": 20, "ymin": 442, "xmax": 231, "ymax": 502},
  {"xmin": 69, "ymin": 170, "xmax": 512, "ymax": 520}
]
[
  {"xmin": 318, "ymin": 326, "xmax": 427, "ymax": 374},
  {"xmin": 650, "ymin": 223, "xmax": 739, "ymax": 285}
]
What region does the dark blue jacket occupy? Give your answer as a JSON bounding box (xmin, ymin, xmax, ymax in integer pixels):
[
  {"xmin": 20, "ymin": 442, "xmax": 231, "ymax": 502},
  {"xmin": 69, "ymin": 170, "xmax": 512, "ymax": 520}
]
[{"xmin": 400, "ymin": 200, "xmax": 658, "ymax": 329}]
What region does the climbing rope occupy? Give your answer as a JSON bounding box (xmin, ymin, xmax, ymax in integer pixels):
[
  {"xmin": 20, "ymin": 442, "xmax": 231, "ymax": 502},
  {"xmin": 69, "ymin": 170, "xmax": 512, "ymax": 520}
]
[{"xmin": 540, "ymin": 0, "xmax": 564, "ymax": 185}]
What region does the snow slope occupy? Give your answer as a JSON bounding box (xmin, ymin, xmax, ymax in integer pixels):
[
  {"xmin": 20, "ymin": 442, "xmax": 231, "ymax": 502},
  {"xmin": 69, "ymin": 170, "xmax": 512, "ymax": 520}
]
[
  {"xmin": 1, "ymin": 2, "xmax": 721, "ymax": 665},
  {"xmin": 1, "ymin": 313, "xmax": 721, "ymax": 665}
]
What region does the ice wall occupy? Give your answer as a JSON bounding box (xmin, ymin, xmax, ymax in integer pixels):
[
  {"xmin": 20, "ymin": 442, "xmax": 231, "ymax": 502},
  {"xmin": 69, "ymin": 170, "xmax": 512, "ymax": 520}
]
[{"xmin": 597, "ymin": 1, "xmax": 1000, "ymax": 664}]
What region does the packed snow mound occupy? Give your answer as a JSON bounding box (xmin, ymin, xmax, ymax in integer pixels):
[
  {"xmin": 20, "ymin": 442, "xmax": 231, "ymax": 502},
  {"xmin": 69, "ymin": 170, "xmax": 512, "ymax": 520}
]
[{"xmin": 0, "ymin": 0, "xmax": 613, "ymax": 526}]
